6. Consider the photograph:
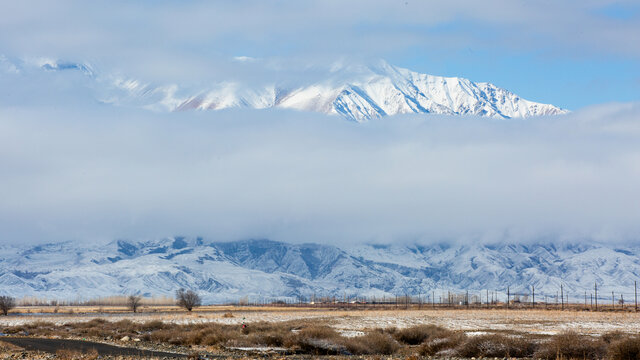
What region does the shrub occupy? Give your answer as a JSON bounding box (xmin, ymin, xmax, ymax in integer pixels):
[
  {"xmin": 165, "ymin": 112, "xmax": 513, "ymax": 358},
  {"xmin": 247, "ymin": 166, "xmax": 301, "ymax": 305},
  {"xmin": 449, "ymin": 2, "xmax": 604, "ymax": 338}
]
[
  {"xmin": 285, "ymin": 325, "xmax": 345, "ymax": 355},
  {"xmin": 55, "ymin": 349, "xmax": 83, "ymax": 360},
  {"xmin": 298, "ymin": 325, "xmax": 340, "ymax": 340},
  {"xmin": 343, "ymin": 332, "xmax": 400, "ymax": 355},
  {"xmin": 534, "ymin": 332, "xmax": 605, "ymax": 360},
  {"xmin": 139, "ymin": 320, "xmax": 165, "ymax": 331},
  {"xmin": 77, "ymin": 318, "xmax": 107, "ymax": 328},
  {"xmin": 419, "ymin": 331, "xmax": 467, "ymax": 356},
  {"xmin": 393, "ymin": 324, "xmax": 452, "ymax": 345},
  {"xmin": 603, "ymin": 331, "xmax": 629, "ymax": 344},
  {"xmin": 455, "ymin": 333, "xmax": 536, "ymax": 358},
  {"xmin": 607, "ymin": 336, "xmax": 640, "ymax": 360}
]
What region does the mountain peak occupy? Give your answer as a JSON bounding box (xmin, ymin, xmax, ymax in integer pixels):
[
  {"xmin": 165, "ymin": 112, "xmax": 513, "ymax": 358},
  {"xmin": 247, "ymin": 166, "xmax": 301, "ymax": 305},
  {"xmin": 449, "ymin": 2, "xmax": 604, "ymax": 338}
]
[{"xmin": 2, "ymin": 56, "xmax": 568, "ymax": 122}]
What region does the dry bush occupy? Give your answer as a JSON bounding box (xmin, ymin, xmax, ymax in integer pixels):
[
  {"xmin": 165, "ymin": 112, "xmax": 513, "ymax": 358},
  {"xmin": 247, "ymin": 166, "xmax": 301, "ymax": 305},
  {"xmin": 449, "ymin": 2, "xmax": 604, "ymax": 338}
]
[
  {"xmin": 283, "ymin": 325, "xmax": 344, "ymax": 354},
  {"xmin": 298, "ymin": 325, "xmax": 340, "ymax": 340},
  {"xmin": 602, "ymin": 331, "xmax": 630, "ymax": 344},
  {"xmin": 76, "ymin": 319, "xmax": 107, "ymax": 328},
  {"xmin": 148, "ymin": 329, "xmax": 175, "ymax": 344},
  {"xmin": 343, "ymin": 331, "xmax": 400, "ymax": 355},
  {"xmin": 419, "ymin": 331, "xmax": 467, "ymax": 356},
  {"xmin": 84, "ymin": 348, "xmax": 99, "ymax": 360},
  {"xmin": 455, "ymin": 333, "xmax": 536, "ymax": 358},
  {"xmin": 292, "ymin": 337, "xmax": 348, "ymax": 355},
  {"xmin": 222, "ymin": 312, "xmax": 234, "ymax": 318},
  {"xmin": 148, "ymin": 323, "xmax": 245, "ymax": 347},
  {"xmin": 607, "ymin": 336, "xmax": 640, "ymax": 360},
  {"xmin": 535, "ymin": 332, "xmax": 605, "ymax": 360},
  {"xmin": 55, "ymin": 349, "xmax": 83, "ymax": 360},
  {"xmin": 2, "ymin": 325, "xmax": 26, "ymax": 334},
  {"xmin": 236, "ymin": 321, "xmax": 295, "ymax": 347},
  {"xmin": 55, "ymin": 348, "xmax": 98, "ymax": 359},
  {"xmin": 14, "ymin": 321, "xmax": 57, "ymax": 336},
  {"xmin": 256, "ymin": 330, "xmax": 290, "ymax": 347},
  {"xmin": 202, "ymin": 328, "xmax": 235, "ymax": 346},
  {"xmin": 393, "ymin": 324, "xmax": 452, "ymax": 345},
  {"xmin": 139, "ymin": 320, "xmax": 166, "ymax": 331}
]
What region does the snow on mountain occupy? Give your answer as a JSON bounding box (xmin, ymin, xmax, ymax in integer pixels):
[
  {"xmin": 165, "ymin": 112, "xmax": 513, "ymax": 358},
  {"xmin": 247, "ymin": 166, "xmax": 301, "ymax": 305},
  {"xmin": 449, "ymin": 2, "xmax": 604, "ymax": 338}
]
[
  {"xmin": 1, "ymin": 238, "xmax": 637, "ymax": 303},
  {"xmin": 2, "ymin": 57, "xmax": 567, "ymax": 122}
]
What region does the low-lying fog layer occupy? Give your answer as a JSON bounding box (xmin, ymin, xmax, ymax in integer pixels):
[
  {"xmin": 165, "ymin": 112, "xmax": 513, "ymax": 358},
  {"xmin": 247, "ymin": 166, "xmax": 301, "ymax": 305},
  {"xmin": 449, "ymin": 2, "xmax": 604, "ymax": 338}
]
[{"xmin": 1, "ymin": 100, "xmax": 639, "ymax": 246}]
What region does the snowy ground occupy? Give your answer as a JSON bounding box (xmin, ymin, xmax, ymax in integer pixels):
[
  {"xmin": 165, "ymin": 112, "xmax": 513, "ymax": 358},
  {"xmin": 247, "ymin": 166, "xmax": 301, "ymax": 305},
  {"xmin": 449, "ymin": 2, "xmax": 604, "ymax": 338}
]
[{"xmin": 2, "ymin": 308, "xmax": 639, "ymax": 336}]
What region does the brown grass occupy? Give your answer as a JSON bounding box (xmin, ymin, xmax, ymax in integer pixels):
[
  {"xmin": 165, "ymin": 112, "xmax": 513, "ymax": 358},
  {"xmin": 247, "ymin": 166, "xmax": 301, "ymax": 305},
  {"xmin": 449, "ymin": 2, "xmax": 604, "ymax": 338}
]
[
  {"xmin": 455, "ymin": 333, "xmax": 537, "ymax": 358},
  {"xmin": 55, "ymin": 348, "xmax": 98, "ymax": 360},
  {"xmin": 606, "ymin": 335, "xmax": 640, "ymax": 360},
  {"xmin": 418, "ymin": 331, "xmax": 467, "ymax": 356},
  {"xmin": 6, "ymin": 317, "xmax": 640, "ymax": 358},
  {"xmin": 534, "ymin": 331, "xmax": 606, "ymax": 360},
  {"xmin": 343, "ymin": 331, "xmax": 400, "ymax": 355},
  {"xmin": 391, "ymin": 324, "xmax": 453, "ymax": 345}
]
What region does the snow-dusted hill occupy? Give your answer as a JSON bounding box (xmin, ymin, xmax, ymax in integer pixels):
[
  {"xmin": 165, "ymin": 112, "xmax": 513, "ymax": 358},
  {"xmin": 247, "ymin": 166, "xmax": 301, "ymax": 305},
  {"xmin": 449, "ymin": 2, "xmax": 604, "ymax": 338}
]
[
  {"xmin": 1, "ymin": 57, "xmax": 567, "ymax": 122},
  {"xmin": 1, "ymin": 238, "xmax": 637, "ymax": 303}
]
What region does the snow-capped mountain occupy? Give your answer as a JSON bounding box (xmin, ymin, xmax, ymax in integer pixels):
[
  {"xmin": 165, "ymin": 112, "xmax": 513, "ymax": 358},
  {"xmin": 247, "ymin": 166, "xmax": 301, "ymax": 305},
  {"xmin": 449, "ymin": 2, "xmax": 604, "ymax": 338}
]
[
  {"xmin": 1, "ymin": 57, "xmax": 567, "ymax": 122},
  {"xmin": 1, "ymin": 238, "xmax": 637, "ymax": 303}
]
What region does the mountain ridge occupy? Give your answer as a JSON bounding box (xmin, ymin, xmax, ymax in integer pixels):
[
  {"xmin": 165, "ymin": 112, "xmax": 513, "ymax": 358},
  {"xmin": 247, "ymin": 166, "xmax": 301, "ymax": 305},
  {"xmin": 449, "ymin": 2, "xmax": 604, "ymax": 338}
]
[
  {"xmin": 1, "ymin": 238, "xmax": 637, "ymax": 303},
  {"xmin": 2, "ymin": 57, "xmax": 568, "ymax": 122}
]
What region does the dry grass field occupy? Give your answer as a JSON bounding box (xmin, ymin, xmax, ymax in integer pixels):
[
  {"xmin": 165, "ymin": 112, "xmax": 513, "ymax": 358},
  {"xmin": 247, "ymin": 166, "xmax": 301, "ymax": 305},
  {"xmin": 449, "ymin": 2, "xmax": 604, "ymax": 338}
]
[
  {"xmin": 4, "ymin": 305, "xmax": 640, "ymax": 335},
  {"xmin": 3, "ymin": 306, "xmax": 640, "ymax": 359}
]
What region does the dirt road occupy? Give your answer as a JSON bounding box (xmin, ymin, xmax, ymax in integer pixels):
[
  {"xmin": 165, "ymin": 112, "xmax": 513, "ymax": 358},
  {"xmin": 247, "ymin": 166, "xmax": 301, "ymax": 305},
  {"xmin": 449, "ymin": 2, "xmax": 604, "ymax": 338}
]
[{"xmin": 0, "ymin": 337, "xmax": 186, "ymax": 358}]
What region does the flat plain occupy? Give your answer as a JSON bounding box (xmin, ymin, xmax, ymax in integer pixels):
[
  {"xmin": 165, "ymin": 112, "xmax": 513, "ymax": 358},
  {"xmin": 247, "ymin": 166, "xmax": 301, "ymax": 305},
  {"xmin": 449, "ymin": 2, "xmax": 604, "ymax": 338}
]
[
  {"xmin": 3, "ymin": 305, "xmax": 640, "ymax": 359},
  {"xmin": 3, "ymin": 305, "xmax": 640, "ymax": 335}
]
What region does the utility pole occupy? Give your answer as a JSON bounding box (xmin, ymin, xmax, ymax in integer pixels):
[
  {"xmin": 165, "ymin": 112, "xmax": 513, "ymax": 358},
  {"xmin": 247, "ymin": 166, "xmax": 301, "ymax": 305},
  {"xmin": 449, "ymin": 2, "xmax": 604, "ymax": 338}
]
[
  {"xmin": 612, "ymin": 291, "xmax": 615, "ymax": 310},
  {"xmin": 466, "ymin": 290, "xmax": 469, "ymax": 309},
  {"xmin": 636, "ymin": 281, "xmax": 638, "ymax": 312},
  {"xmin": 507, "ymin": 286, "xmax": 510, "ymax": 309},
  {"xmin": 561, "ymin": 284, "xmax": 564, "ymax": 310},
  {"xmin": 595, "ymin": 282, "xmax": 598, "ymax": 311},
  {"xmin": 532, "ymin": 285, "xmax": 535, "ymax": 308}
]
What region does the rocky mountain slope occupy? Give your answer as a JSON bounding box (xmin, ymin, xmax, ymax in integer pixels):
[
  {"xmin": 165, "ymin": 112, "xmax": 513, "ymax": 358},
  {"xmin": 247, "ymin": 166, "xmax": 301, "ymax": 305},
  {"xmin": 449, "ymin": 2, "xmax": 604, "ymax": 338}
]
[
  {"xmin": 1, "ymin": 56, "xmax": 567, "ymax": 122},
  {"xmin": 1, "ymin": 238, "xmax": 636, "ymax": 303}
]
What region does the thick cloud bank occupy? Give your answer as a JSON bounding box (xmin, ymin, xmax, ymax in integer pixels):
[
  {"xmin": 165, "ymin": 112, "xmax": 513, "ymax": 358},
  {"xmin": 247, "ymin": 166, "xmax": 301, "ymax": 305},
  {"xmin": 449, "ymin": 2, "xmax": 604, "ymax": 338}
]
[{"xmin": 1, "ymin": 99, "xmax": 639, "ymax": 246}]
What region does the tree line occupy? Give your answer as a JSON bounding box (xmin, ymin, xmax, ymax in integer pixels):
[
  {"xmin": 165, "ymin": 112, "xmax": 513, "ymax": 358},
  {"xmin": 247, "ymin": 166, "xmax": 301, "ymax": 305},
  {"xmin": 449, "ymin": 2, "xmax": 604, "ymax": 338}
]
[{"xmin": 0, "ymin": 288, "xmax": 202, "ymax": 316}]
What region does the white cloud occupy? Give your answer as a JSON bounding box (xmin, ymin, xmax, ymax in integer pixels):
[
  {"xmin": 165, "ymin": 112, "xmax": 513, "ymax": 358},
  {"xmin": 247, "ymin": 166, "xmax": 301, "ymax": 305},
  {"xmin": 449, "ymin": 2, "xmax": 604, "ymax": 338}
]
[
  {"xmin": 1, "ymin": 0, "xmax": 639, "ymax": 246},
  {"xmin": 0, "ymin": 0, "xmax": 638, "ymax": 85},
  {"xmin": 0, "ymin": 85, "xmax": 639, "ymax": 245},
  {"xmin": 233, "ymin": 56, "xmax": 258, "ymax": 63}
]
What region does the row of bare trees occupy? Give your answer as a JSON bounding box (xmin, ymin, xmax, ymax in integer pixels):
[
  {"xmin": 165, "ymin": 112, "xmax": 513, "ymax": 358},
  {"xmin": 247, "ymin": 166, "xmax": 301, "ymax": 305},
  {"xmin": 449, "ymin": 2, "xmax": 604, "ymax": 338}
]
[
  {"xmin": 0, "ymin": 289, "xmax": 202, "ymax": 316},
  {"xmin": 126, "ymin": 288, "xmax": 202, "ymax": 312}
]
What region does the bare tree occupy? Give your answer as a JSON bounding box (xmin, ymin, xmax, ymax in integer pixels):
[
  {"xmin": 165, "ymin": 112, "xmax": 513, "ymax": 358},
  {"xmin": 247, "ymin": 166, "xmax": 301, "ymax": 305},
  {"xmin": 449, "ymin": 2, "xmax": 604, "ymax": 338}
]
[
  {"xmin": 0, "ymin": 296, "xmax": 15, "ymax": 316},
  {"xmin": 128, "ymin": 295, "xmax": 142, "ymax": 313},
  {"xmin": 176, "ymin": 288, "xmax": 201, "ymax": 312}
]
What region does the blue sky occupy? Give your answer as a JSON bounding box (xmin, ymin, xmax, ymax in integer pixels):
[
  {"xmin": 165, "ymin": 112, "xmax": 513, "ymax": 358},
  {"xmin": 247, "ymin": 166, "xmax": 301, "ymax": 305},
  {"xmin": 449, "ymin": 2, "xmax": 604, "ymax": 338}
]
[{"xmin": 391, "ymin": 50, "xmax": 640, "ymax": 111}]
